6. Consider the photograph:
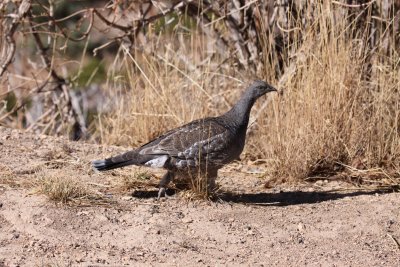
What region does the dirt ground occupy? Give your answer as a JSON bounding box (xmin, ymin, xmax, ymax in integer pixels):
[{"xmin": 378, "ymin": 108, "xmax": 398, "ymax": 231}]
[{"xmin": 0, "ymin": 126, "xmax": 399, "ymax": 266}]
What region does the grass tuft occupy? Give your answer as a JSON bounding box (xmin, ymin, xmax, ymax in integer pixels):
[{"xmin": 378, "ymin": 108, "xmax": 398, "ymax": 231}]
[
  {"xmin": 36, "ymin": 173, "xmax": 94, "ymax": 203},
  {"xmin": 119, "ymin": 170, "xmax": 157, "ymax": 190},
  {"xmin": 0, "ymin": 163, "xmax": 17, "ymax": 187}
]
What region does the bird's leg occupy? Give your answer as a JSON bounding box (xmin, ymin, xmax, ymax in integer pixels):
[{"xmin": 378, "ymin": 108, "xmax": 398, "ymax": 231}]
[{"xmin": 157, "ymin": 171, "xmax": 174, "ymax": 199}]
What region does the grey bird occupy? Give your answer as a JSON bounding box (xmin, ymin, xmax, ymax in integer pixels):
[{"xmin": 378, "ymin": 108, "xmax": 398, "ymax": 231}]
[{"xmin": 92, "ymin": 80, "xmax": 277, "ymax": 198}]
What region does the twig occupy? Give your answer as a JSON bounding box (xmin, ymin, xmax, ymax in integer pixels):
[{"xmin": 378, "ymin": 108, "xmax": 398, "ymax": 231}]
[
  {"xmin": 132, "ymin": 202, "xmax": 161, "ymax": 206},
  {"xmin": 31, "ymin": 8, "xmax": 87, "ymax": 25},
  {"xmin": 128, "ymin": 112, "xmax": 175, "ymax": 118},
  {"xmin": 87, "ymin": 182, "xmax": 111, "ymax": 188},
  {"xmin": 33, "ymin": 2, "xmax": 93, "ymax": 42},
  {"xmin": 276, "ymin": 21, "xmax": 301, "ymax": 33},
  {"xmin": 25, "ymin": 105, "xmax": 54, "ymax": 131},
  {"xmin": 92, "ymin": 9, "xmax": 132, "ymax": 32},
  {"xmin": 93, "ymin": 40, "xmax": 116, "ymax": 56},
  {"xmin": 29, "ymin": 19, "xmax": 64, "ymax": 84},
  {"xmin": 331, "ymin": 0, "xmax": 376, "ymax": 8}
]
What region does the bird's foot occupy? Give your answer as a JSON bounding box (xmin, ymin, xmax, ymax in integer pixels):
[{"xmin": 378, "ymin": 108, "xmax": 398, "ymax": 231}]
[{"xmin": 157, "ymin": 187, "xmax": 168, "ymax": 200}]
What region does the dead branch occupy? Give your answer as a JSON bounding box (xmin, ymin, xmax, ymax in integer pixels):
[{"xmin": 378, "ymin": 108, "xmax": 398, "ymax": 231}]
[{"xmin": 0, "ymin": 0, "xmax": 31, "ymax": 77}]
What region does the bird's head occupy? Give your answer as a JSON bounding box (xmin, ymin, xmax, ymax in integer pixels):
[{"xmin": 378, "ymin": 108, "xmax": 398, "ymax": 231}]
[
  {"xmin": 248, "ymin": 80, "xmax": 277, "ymax": 99},
  {"xmin": 225, "ymin": 79, "xmax": 278, "ymax": 124}
]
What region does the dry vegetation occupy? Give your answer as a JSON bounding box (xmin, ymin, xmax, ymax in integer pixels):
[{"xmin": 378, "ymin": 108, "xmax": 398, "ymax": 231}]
[
  {"xmin": 36, "ymin": 172, "xmax": 92, "ymax": 203},
  {"xmin": 264, "ymin": 17, "xmax": 400, "ymax": 183},
  {"xmin": 0, "ymin": 0, "xmax": 399, "ymax": 189},
  {"xmin": 118, "ymin": 169, "xmax": 158, "ymax": 191},
  {"xmin": 1, "ymin": 3, "xmax": 400, "ymax": 265},
  {"xmin": 97, "ymin": 2, "xmax": 400, "ymax": 185}
]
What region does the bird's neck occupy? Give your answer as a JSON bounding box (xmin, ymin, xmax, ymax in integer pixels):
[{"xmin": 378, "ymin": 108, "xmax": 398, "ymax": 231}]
[{"xmin": 224, "ymin": 94, "xmax": 256, "ymax": 129}]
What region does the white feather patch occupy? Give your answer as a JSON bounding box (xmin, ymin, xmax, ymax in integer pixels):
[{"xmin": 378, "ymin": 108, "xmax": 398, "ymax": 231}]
[{"xmin": 144, "ymin": 155, "xmax": 169, "ymax": 168}]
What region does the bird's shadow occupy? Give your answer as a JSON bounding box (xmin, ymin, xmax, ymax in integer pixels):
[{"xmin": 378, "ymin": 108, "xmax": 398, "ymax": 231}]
[
  {"xmin": 218, "ymin": 187, "xmax": 398, "ymax": 206},
  {"xmin": 131, "ymin": 187, "xmax": 398, "ymax": 206}
]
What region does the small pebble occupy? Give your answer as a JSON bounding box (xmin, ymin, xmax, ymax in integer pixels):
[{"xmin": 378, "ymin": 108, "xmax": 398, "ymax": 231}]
[
  {"xmin": 182, "ymin": 218, "xmax": 193, "ymax": 223},
  {"xmin": 298, "ymin": 223, "xmax": 306, "ymax": 231}
]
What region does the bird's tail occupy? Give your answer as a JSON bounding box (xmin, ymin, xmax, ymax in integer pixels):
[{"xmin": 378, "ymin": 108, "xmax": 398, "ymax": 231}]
[{"xmin": 92, "ymin": 150, "xmax": 140, "ymax": 171}]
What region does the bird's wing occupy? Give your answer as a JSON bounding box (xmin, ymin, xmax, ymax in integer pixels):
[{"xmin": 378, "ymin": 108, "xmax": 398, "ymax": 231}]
[{"xmin": 138, "ymin": 118, "xmax": 230, "ymax": 159}]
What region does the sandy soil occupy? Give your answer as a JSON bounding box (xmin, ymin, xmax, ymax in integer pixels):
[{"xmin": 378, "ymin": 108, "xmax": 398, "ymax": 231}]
[{"xmin": 0, "ymin": 126, "xmax": 399, "ymax": 266}]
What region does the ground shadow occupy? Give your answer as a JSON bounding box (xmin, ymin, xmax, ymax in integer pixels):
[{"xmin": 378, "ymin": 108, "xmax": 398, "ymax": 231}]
[
  {"xmin": 131, "ymin": 188, "xmax": 176, "ymax": 199},
  {"xmin": 131, "ymin": 187, "xmax": 399, "ymax": 206},
  {"xmin": 218, "ymin": 187, "xmax": 399, "ymax": 206}
]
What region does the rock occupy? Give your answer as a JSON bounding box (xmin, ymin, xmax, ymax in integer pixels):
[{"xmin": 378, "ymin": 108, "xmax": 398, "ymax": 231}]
[
  {"xmin": 298, "ymin": 223, "xmax": 306, "ymax": 232},
  {"xmin": 121, "ymin": 196, "xmax": 133, "ymax": 201},
  {"xmin": 77, "ymin": 211, "xmax": 89, "ymax": 216},
  {"xmin": 11, "ymin": 233, "xmax": 19, "ymax": 239},
  {"xmin": 182, "ymin": 217, "xmax": 193, "ymax": 223}
]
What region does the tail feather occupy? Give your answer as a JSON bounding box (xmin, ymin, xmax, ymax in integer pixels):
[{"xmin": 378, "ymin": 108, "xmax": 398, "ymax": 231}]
[
  {"xmin": 92, "ymin": 150, "xmax": 139, "ymax": 171},
  {"xmin": 92, "ymin": 158, "xmax": 134, "ymax": 171},
  {"xmin": 92, "ymin": 150, "xmax": 160, "ymax": 171}
]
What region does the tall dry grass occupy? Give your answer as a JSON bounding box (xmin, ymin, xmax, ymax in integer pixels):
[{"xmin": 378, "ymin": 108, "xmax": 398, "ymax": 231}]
[
  {"xmin": 97, "ymin": 43, "xmax": 245, "ymax": 147},
  {"xmin": 260, "ymin": 6, "xmax": 400, "ymax": 182},
  {"xmin": 97, "ymin": 3, "xmax": 399, "ymax": 184}
]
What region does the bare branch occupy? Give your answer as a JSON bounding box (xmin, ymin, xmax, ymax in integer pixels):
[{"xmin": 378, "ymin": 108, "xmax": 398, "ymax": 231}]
[{"xmin": 0, "ymin": 0, "xmax": 31, "ymax": 77}]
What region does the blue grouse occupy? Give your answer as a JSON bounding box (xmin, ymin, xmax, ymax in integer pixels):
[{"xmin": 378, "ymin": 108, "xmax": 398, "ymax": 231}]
[{"xmin": 93, "ymin": 80, "xmax": 277, "ymax": 198}]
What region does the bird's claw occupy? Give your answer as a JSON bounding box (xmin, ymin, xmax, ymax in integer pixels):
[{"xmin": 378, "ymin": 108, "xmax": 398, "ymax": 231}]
[{"xmin": 157, "ymin": 187, "xmax": 166, "ymax": 200}]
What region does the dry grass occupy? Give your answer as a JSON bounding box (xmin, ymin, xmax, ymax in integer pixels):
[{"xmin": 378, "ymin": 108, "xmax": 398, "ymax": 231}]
[
  {"xmin": 36, "ymin": 171, "xmax": 96, "ymax": 203},
  {"xmin": 261, "ymin": 8, "xmax": 400, "ymax": 183},
  {"xmin": 96, "ymin": 2, "xmax": 399, "ymax": 189},
  {"xmin": 118, "ymin": 168, "xmax": 218, "ymax": 199},
  {"xmin": 174, "ymin": 173, "xmax": 218, "ymax": 200},
  {"xmin": 0, "ymin": 163, "xmax": 17, "ymax": 187},
  {"xmin": 96, "ymin": 49, "xmax": 241, "ymax": 147},
  {"xmin": 118, "ymin": 170, "xmax": 157, "ymax": 191}
]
